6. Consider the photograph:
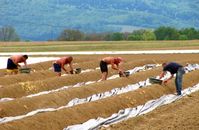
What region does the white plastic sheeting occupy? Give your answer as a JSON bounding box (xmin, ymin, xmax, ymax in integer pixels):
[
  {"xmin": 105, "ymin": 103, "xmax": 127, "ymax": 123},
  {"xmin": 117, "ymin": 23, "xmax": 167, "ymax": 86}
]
[
  {"xmin": 61, "ymin": 64, "xmax": 199, "ymax": 107},
  {"xmin": 0, "ymin": 64, "xmax": 198, "ymax": 124},
  {"xmin": 64, "ymin": 83, "xmax": 199, "ymax": 130},
  {"xmin": 61, "ymin": 69, "xmax": 95, "ymax": 76},
  {"xmin": 0, "ymin": 64, "xmax": 158, "ymax": 102},
  {"xmin": 0, "ymin": 65, "xmax": 160, "ymax": 124},
  {"xmin": 108, "ymin": 64, "xmax": 159, "ymax": 80}
]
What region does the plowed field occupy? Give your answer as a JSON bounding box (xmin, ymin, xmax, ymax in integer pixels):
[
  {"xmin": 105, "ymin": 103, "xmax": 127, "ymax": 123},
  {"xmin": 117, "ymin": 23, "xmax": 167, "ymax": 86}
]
[{"xmin": 0, "ymin": 54, "xmax": 199, "ymax": 130}]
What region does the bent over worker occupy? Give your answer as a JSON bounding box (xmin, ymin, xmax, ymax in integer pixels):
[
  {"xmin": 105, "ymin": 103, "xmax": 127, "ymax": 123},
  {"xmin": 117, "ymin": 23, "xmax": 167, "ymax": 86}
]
[
  {"xmin": 7, "ymin": 55, "xmax": 28, "ymax": 74},
  {"xmin": 100, "ymin": 56, "xmax": 125, "ymax": 81},
  {"xmin": 159, "ymin": 62, "xmax": 185, "ymax": 95},
  {"xmin": 53, "ymin": 56, "xmax": 73, "ymax": 76}
]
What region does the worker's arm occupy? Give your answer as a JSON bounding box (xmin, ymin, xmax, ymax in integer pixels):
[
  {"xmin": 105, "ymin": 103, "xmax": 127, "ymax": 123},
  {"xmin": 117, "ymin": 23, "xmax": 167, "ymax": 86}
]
[
  {"xmin": 110, "ymin": 60, "xmax": 119, "ymax": 70},
  {"xmin": 24, "ymin": 61, "xmax": 27, "ymax": 67},
  {"xmin": 69, "ymin": 62, "xmax": 74, "ymax": 74},
  {"xmin": 61, "ymin": 63, "xmax": 67, "ymax": 73},
  {"xmin": 163, "ymin": 74, "xmax": 174, "ymax": 84},
  {"xmin": 159, "ymin": 71, "xmax": 166, "ymax": 79},
  {"xmin": 116, "ymin": 63, "xmax": 126, "ymax": 77}
]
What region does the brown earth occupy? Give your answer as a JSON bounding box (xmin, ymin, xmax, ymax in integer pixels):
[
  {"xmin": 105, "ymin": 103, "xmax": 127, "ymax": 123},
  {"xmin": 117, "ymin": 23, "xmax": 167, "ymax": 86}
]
[
  {"xmin": 0, "ymin": 54, "xmax": 199, "ymax": 130},
  {"xmin": 0, "ymin": 68, "xmax": 160, "ymax": 117},
  {"xmin": 106, "ymin": 89, "xmax": 199, "ymax": 130},
  {"xmin": 0, "ymin": 70, "xmax": 198, "ymax": 130},
  {"xmin": 0, "ymin": 59, "xmax": 154, "ymax": 98}
]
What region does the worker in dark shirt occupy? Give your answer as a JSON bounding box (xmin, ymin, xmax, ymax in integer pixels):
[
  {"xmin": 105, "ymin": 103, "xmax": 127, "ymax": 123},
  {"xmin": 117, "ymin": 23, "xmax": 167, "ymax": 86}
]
[{"xmin": 159, "ymin": 62, "xmax": 185, "ymax": 95}]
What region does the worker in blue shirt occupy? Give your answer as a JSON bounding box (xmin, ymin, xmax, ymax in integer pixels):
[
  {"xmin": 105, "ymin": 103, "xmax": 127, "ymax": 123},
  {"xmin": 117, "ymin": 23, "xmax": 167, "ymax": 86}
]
[{"xmin": 159, "ymin": 62, "xmax": 185, "ymax": 95}]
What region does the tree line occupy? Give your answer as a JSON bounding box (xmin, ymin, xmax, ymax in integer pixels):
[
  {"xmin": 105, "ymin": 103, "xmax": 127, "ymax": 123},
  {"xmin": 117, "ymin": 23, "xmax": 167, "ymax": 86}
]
[{"xmin": 1, "ymin": 26, "xmax": 199, "ymax": 41}]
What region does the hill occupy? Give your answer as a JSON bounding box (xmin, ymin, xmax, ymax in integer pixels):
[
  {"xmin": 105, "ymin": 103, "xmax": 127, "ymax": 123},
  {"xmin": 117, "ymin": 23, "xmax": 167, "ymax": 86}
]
[{"xmin": 0, "ymin": 0, "xmax": 199, "ymax": 40}]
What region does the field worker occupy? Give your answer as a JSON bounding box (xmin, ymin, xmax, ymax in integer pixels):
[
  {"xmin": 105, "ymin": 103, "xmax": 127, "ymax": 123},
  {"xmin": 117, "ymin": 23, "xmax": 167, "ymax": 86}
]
[
  {"xmin": 53, "ymin": 56, "xmax": 74, "ymax": 76},
  {"xmin": 159, "ymin": 62, "xmax": 185, "ymax": 95},
  {"xmin": 100, "ymin": 56, "xmax": 125, "ymax": 81},
  {"xmin": 7, "ymin": 55, "xmax": 28, "ymax": 74}
]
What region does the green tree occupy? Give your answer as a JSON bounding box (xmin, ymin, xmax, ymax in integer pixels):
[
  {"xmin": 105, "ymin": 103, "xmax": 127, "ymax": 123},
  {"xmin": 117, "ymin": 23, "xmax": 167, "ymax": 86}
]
[
  {"xmin": 127, "ymin": 34, "xmax": 142, "ymax": 40},
  {"xmin": 179, "ymin": 28, "xmax": 198, "ymax": 40},
  {"xmin": 0, "ymin": 26, "xmax": 20, "ymax": 41},
  {"xmin": 142, "ymin": 30, "xmax": 156, "ymax": 40},
  {"xmin": 179, "ymin": 35, "xmax": 188, "ymax": 40},
  {"xmin": 154, "ymin": 26, "xmax": 179, "ymax": 40},
  {"xmin": 127, "ymin": 29, "xmax": 145, "ymax": 41},
  {"xmin": 110, "ymin": 32, "xmax": 123, "ymax": 41}
]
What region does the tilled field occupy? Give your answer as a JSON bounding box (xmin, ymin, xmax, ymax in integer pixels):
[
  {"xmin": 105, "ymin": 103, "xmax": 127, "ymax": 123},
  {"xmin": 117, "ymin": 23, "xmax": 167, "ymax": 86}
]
[
  {"xmin": 105, "ymin": 90, "xmax": 199, "ymax": 130},
  {"xmin": 0, "ymin": 54, "xmax": 199, "ymax": 130}
]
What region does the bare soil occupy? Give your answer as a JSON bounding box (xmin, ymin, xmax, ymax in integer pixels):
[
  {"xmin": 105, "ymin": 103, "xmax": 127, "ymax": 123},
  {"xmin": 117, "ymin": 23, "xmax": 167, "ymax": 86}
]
[
  {"xmin": 106, "ymin": 90, "xmax": 199, "ymax": 130},
  {"xmin": 0, "ymin": 54, "xmax": 199, "ymax": 130}
]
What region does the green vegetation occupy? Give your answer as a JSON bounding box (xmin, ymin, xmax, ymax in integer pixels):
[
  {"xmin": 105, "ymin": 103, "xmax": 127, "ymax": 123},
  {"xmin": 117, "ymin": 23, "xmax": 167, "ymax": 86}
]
[
  {"xmin": 1, "ymin": 26, "xmax": 199, "ymax": 42},
  {"xmin": 56, "ymin": 27, "xmax": 199, "ymax": 41},
  {"xmin": 0, "ymin": 41, "xmax": 199, "ymax": 52},
  {"xmin": 1, "ymin": 0, "xmax": 199, "ymax": 40}
]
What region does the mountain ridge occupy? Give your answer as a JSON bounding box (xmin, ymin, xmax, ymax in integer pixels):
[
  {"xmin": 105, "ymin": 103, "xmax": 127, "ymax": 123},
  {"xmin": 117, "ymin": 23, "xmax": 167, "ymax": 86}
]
[{"xmin": 0, "ymin": 0, "xmax": 198, "ymax": 40}]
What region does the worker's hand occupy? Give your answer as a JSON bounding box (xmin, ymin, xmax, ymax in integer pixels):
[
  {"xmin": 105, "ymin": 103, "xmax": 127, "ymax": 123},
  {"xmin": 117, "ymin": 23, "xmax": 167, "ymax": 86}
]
[
  {"xmin": 118, "ymin": 71, "xmax": 122, "ymax": 77},
  {"xmin": 65, "ymin": 70, "xmax": 69, "ymax": 74},
  {"xmin": 70, "ymin": 70, "xmax": 74, "ymax": 74},
  {"xmin": 163, "ymin": 80, "xmax": 168, "ymax": 84},
  {"xmin": 118, "ymin": 71, "xmax": 125, "ymax": 77}
]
